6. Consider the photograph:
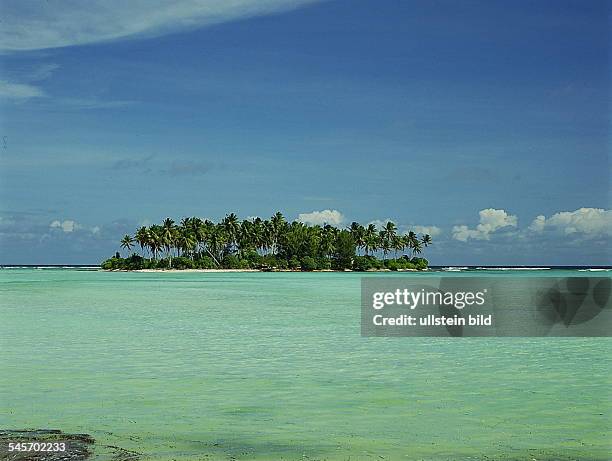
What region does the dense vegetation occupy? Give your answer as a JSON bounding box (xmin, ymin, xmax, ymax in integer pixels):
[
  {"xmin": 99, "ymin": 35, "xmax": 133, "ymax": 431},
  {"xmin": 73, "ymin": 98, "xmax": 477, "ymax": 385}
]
[{"xmin": 101, "ymin": 212, "xmax": 431, "ymax": 271}]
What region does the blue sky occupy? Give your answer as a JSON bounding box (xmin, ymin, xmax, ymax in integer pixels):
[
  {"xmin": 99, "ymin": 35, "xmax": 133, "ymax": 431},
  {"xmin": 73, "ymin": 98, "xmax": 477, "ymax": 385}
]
[{"xmin": 0, "ymin": 0, "xmax": 610, "ymax": 265}]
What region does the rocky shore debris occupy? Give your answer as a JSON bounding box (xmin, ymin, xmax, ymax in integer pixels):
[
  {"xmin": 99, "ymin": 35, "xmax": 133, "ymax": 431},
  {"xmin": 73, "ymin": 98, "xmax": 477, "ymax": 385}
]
[{"xmin": 0, "ymin": 430, "xmax": 140, "ymax": 461}]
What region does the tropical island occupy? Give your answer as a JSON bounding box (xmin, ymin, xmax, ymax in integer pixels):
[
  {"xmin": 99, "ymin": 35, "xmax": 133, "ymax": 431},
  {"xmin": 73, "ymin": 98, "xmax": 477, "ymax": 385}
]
[{"xmin": 101, "ymin": 212, "xmax": 432, "ymax": 271}]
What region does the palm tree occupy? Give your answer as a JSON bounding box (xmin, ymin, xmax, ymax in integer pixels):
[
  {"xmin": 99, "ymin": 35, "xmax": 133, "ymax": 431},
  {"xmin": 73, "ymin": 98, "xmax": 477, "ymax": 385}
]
[
  {"xmin": 391, "ymin": 234, "xmax": 404, "ymax": 258},
  {"xmin": 237, "ymin": 219, "xmax": 256, "ymax": 256},
  {"xmin": 251, "ymin": 217, "xmax": 265, "ymax": 254},
  {"xmin": 177, "ymin": 228, "xmax": 197, "ymax": 259},
  {"xmin": 412, "ymin": 240, "xmax": 423, "ymax": 257},
  {"xmin": 404, "ymin": 231, "xmax": 419, "ymax": 258},
  {"xmin": 110, "ymin": 213, "xmax": 432, "ymax": 271},
  {"xmin": 270, "ymin": 212, "xmax": 286, "ymax": 255},
  {"xmin": 162, "ymin": 218, "xmax": 176, "ymax": 267},
  {"xmin": 222, "ymin": 213, "xmax": 240, "ymax": 253},
  {"xmin": 380, "ymin": 221, "xmax": 397, "ymax": 261},
  {"xmin": 206, "ymin": 225, "xmax": 227, "ymax": 266},
  {"xmin": 261, "ymin": 220, "xmax": 271, "ymax": 255},
  {"xmin": 120, "ymin": 234, "xmax": 134, "ymax": 256},
  {"xmin": 135, "ymin": 226, "xmax": 149, "ymax": 258},
  {"xmin": 349, "ymin": 222, "xmax": 365, "ymax": 255},
  {"xmin": 320, "ymin": 224, "xmax": 337, "ymax": 261},
  {"xmin": 363, "ymin": 224, "xmax": 378, "ymax": 256},
  {"xmin": 149, "ymin": 225, "xmax": 163, "ymax": 261}
]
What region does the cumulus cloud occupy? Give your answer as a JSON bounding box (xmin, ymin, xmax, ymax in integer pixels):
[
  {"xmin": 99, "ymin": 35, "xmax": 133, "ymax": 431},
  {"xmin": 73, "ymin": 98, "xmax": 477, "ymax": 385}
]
[
  {"xmin": 528, "ymin": 208, "xmax": 612, "ymax": 238},
  {"xmin": 0, "ymin": 80, "xmax": 44, "ymax": 100},
  {"xmin": 50, "ymin": 220, "xmax": 80, "ymax": 233},
  {"xmin": 367, "ymin": 219, "xmax": 394, "ymax": 230},
  {"xmin": 369, "ymin": 220, "xmax": 441, "ymax": 236},
  {"xmin": 0, "ymin": 0, "xmax": 321, "ymax": 51},
  {"xmin": 297, "ymin": 209, "xmax": 344, "ymax": 226},
  {"xmin": 412, "ymin": 225, "xmax": 442, "ymax": 237},
  {"xmin": 452, "ymin": 208, "xmax": 517, "ymax": 242}
]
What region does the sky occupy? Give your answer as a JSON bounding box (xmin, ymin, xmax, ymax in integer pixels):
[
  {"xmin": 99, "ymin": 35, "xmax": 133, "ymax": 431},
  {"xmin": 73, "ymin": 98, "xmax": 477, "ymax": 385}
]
[{"xmin": 0, "ymin": 0, "xmax": 610, "ymax": 265}]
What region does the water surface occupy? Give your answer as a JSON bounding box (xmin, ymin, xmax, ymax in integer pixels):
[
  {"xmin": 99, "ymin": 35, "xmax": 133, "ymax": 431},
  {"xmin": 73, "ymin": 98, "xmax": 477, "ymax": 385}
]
[{"xmin": 1, "ymin": 269, "xmax": 610, "ymax": 460}]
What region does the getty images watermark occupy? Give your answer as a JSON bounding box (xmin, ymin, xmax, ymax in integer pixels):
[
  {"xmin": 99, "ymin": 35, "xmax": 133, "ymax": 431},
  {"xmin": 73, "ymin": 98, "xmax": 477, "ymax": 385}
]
[{"xmin": 361, "ymin": 277, "xmax": 611, "ymax": 337}]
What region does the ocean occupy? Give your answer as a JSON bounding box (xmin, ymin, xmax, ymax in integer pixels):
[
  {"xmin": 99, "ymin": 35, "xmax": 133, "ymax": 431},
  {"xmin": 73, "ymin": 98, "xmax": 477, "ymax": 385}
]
[{"xmin": 1, "ymin": 268, "xmax": 610, "ymax": 460}]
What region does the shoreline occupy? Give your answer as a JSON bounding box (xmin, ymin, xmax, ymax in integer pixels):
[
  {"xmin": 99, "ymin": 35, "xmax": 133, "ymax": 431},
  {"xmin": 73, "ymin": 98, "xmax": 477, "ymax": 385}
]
[{"xmin": 104, "ymin": 268, "xmax": 420, "ymax": 273}]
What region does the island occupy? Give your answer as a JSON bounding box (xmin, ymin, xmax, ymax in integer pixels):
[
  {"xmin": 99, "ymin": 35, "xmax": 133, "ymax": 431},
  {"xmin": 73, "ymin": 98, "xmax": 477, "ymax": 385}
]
[{"xmin": 101, "ymin": 212, "xmax": 432, "ymax": 272}]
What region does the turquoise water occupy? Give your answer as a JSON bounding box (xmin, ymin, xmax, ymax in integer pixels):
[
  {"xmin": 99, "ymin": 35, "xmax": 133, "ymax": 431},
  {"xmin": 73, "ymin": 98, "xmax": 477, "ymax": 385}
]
[{"xmin": 1, "ymin": 269, "xmax": 611, "ymax": 460}]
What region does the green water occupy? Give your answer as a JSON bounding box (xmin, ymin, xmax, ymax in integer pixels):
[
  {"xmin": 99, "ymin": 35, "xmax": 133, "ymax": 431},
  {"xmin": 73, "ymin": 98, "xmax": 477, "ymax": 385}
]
[{"xmin": 1, "ymin": 269, "xmax": 611, "ymax": 460}]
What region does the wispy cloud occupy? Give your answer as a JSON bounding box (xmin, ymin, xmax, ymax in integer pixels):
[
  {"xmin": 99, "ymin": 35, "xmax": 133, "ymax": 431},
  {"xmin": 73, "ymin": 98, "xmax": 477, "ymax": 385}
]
[
  {"xmin": 58, "ymin": 98, "xmax": 136, "ymax": 110},
  {"xmin": 111, "ymin": 155, "xmax": 155, "ymax": 173},
  {"xmin": 161, "ymin": 160, "xmax": 213, "ymax": 177},
  {"xmin": 0, "ymin": 0, "xmax": 322, "ymax": 51},
  {"xmin": 27, "ymin": 63, "xmax": 60, "ymax": 81},
  {"xmin": 0, "ymin": 80, "xmax": 44, "ymax": 100},
  {"xmin": 110, "ymin": 156, "xmax": 215, "ymax": 176}
]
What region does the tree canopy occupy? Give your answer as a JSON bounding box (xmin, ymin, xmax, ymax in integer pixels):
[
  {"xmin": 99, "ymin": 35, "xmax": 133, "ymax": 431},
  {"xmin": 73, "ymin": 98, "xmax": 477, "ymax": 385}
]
[{"xmin": 101, "ymin": 213, "xmax": 432, "ymax": 271}]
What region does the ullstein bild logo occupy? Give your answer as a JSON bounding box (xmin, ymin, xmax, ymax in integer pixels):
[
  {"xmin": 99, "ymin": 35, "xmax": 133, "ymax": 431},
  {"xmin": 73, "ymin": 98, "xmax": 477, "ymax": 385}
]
[{"xmin": 361, "ymin": 277, "xmax": 612, "ymax": 337}]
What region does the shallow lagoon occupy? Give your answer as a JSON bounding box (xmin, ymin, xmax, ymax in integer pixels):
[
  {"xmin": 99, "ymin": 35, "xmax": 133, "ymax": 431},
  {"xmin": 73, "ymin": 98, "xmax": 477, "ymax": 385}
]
[{"xmin": 1, "ymin": 269, "xmax": 611, "ymax": 460}]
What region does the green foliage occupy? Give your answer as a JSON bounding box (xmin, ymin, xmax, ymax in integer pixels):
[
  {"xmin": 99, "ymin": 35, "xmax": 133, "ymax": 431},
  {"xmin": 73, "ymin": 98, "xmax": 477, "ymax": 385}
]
[
  {"xmin": 300, "ymin": 256, "xmax": 317, "ymax": 271},
  {"xmin": 411, "ymin": 257, "xmax": 429, "ymax": 270},
  {"xmin": 288, "ymin": 256, "xmax": 301, "ymax": 270},
  {"xmin": 171, "ymin": 256, "xmax": 194, "ymax": 269},
  {"xmin": 101, "ymin": 254, "xmax": 144, "ymax": 270},
  {"xmin": 195, "ymin": 256, "xmax": 216, "ymax": 269},
  {"xmin": 383, "ymin": 257, "xmax": 420, "ymax": 271},
  {"xmin": 386, "ymin": 259, "xmax": 400, "ymax": 271},
  {"xmin": 317, "ymin": 257, "xmax": 332, "ymax": 270},
  {"xmin": 102, "ymin": 212, "xmax": 432, "ymax": 271},
  {"xmin": 242, "ymin": 250, "xmax": 263, "ymax": 267},
  {"xmin": 222, "ymin": 254, "xmax": 241, "ymax": 269},
  {"xmin": 156, "ymin": 258, "xmax": 170, "ymax": 269},
  {"xmin": 143, "ymin": 259, "xmax": 158, "ymax": 269},
  {"xmin": 101, "ymin": 257, "xmax": 122, "ymax": 270},
  {"xmin": 274, "ymin": 258, "xmax": 288, "ymax": 270},
  {"xmin": 332, "ymin": 230, "xmax": 355, "ymax": 270},
  {"xmin": 353, "ymin": 255, "xmax": 383, "ymax": 271}
]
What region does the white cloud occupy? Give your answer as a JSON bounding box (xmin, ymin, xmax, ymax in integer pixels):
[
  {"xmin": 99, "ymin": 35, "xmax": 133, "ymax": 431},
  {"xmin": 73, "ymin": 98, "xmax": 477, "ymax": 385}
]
[
  {"xmin": 50, "ymin": 219, "xmax": 80, "ymax": 233},
  {"xmin": 297, "ymin": 209, "xmax": 344, "ymax": 226},
  {"xmin": 528, "ymin": 215, "xmax": 546, "ymax": 233},
  {"xmin": 369, "ymin": 221, "xmax": 441, "ymax": 236},
  {"xmin": 59, "ymin": 98, "xmax": 136, "ymax": 109},
  {"xmin": 412, "ymin": 225, "xmax": 442, "ymax": 237},
  {"xmin": 452, "ymin": 208, "xmax": 517, "ymax": 242},
  {"xmin": 528, "ymin": 208, "xmax": 612, "ymax": 239},
  {"xmin": 0, "ymin": 0, "xmax": 321, "ymax": 51},
  {"xmin": 0, "ymin": 80, "xmax": 44, "ymax": 99},
  {"xmin": 367, "ymin": 219, "xmax": 394, "ymax": 230},
  {"xmin": 27, "ymin": 63, "xmax": 60, "ymax": 81}
]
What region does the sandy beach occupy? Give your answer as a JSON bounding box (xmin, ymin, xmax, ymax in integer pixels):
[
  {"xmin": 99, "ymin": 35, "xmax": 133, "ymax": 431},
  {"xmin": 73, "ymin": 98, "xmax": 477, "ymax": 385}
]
[
  {"xmin": 106, "ymin": 268, "xmax": 414, "ymax": 273},
  {"xmin": 132, "ymin": 268, "xmax": 262, "ymax": 273}
]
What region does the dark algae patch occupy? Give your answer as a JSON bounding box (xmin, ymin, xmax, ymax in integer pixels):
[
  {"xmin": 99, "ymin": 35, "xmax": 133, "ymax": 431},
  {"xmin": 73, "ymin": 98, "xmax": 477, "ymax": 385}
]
[
  {"xmin": 1, "ymin": 430, "xmax": 610, "ymax": 460},
  {"xmin": 0, "ymin": 430, "xmax": 140, "ymax": 461}
]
